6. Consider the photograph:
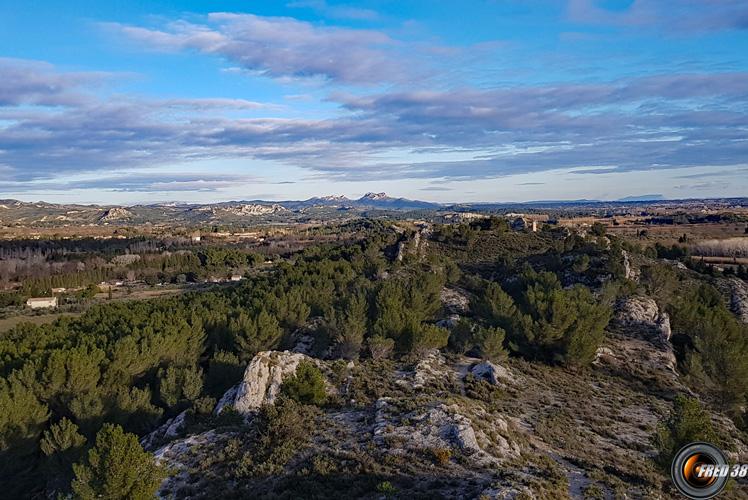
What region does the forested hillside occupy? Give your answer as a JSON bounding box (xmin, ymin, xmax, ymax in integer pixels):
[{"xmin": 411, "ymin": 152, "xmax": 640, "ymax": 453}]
[{"xmin": 2, "ymin": 219, "xmax": 747, "ymax": 498}]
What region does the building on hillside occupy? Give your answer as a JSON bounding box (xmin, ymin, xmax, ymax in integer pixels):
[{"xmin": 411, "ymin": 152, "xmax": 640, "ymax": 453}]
[
  {"xmin": 230, "ymin": 275, "xmax": 243, "ymax": 282},
  {"xmin": 26, "ymin": 297, "xmax": 58, "ymax": 309},
  {"xmin": 51, "ymin": 287, "xmax": 67, "ymax": 294}
]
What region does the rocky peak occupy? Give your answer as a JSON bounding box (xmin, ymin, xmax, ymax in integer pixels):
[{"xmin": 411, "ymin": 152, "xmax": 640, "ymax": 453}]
[
  {"xmin": 98, "ymin": 207, "xmax": 134, "ymax": 222},
  {"xmin": 319, "ymin": 195, "xmax": 350, "ymax": 202},
  {"xmin": 360, "ymin": 192, "xmax": 389, "ymax": 201}
]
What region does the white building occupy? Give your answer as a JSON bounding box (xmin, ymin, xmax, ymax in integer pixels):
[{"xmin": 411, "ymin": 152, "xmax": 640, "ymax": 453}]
[{"xmin": 26, "ymin": 297, "xmax": 58, "ymax": 309}]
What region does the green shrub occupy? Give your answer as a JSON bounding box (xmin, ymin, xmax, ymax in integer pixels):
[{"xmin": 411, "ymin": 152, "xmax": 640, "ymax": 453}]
[
  {"xmin": 475, "ymin": 326, "xmax": 507, "ymax": 362},
  {"xmin": 376, "ymin": 481, "xmax": 397, "ymax": 494},
  {"xmin": 241, "ymin": 396, "xmax": 318, "ymax": 476},
  {"xmin": 654, "ymin": 395, "xmax": 718, "ymax": 467},
  {"xmin": 405, "ymin": 320, "xmax": 449, "ymax": 356},
  {"xmin": 281, "ymin": 361, "xmax": 327, "ymax": 406},
  {"xmin": 367, "ymin": 335, "xmax": 395, "ymax": 360},
  {"xmin": 671, "ymin": 284, "xmax": 748, "ymax": 413}
]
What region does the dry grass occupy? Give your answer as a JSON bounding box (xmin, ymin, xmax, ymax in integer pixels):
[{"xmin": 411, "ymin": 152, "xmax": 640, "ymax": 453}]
[{"xmin": 0, "ymin": 311, "xmax": 80, "ymax": 332}]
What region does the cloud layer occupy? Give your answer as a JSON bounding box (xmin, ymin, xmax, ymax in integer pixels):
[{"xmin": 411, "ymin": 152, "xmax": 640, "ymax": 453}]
[
  {"xmin": 1, "ymin": 3, "xmax": 748, "ymax": 199},
  {"xmin": 108, "ymin": 13, "xmax": 408, "ymax": 84},
  {"xmin": 1, "ymin": 54, "xmax": 747, "ymax": 189}
]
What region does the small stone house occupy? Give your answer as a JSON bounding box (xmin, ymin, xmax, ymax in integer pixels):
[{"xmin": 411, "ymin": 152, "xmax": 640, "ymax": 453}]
[{"xmin": 26, "ymin": 297, "xmax": 58, "ymax": 309}]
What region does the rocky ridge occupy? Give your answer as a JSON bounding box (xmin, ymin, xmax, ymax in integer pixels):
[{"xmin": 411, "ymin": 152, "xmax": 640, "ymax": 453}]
[{"xmin": 147, "ymin": 294, "xmax": 748, "ymax": 499}]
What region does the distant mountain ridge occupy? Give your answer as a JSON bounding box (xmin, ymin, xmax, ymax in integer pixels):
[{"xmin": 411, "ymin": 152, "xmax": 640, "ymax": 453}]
[{"xmin": 1, "ymin": 194, "xmax": 747, "ymax": 227}]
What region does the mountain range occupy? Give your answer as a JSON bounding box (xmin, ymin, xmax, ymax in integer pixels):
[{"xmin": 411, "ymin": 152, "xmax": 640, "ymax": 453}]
[{"xmin": 1, "ymin": 194, "xmax": 747, "ymax": 227}]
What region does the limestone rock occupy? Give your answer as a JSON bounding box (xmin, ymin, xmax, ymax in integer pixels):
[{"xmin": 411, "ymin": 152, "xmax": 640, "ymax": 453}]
[
  {"xmin": 98, "ymin": 207, "xmax": 133, "ymax": 222},
  {"xmin": 436, "ymin": 314, "xmax": 461, "ymax": 329},
  {"xmin": 471, "ymin": 360, "xmax": 516, "ymax": 387},
  {"xmin": 140, "ymin": 410, "xmax": 189, "ymax": 451},
  {"xmin": 614, "ymin": 296, "xmax": 671, "ymax": 345},
  {"xmin": 592, "ymin": 347, "xmax": 617, "ymax": 367},
  {"xmin": 412, "ymin": 350, "xmax": 453, "ymax": 390},
  {"xmin": 214, "ymin": 384, "xmax": 238, "ymax": 415},
  {"xmin": 621, "ymin": 249, "xmax": 639, "ymax": 282},
  {"xmin": 374, "ymin": 399, "xmax": 518, "ymax": 465},
  {"xmin": 223, "ymin": 351, "xmax": 309, "ymax": 416},
  {"xmin": 441, "ymin": 287, "xmax": 470, "ymax": 314},
  {"xmin": 723, "ymin": 277, "xmax": 748, "ymax": 324},
  {"xmin": 154, "ymin": 430, "xmax": 224, "ymax": 498}
]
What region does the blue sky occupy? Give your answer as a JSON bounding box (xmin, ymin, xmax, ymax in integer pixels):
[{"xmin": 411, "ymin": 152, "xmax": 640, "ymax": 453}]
[{"xmin": 1, "ymin": 0, "xmax": 747, "ymax": 204}]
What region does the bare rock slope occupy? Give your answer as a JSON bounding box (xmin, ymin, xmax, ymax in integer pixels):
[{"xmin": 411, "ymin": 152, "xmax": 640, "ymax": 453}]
[{"xmin": 152, "ymin": 334, "xmax": 748, "ymax": 499}]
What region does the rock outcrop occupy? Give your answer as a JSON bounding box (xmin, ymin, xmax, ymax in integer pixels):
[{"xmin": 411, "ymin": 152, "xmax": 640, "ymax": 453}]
[
  {"xmin": 98, "ymin": 207, "xmax": 134, "ymax": 222},
  {"xmin": 721, "ymin": 277, "xmax": 748, "ymax": 324},
  {"xmin": 614, "ymin": 296, "xmax": 671, "ymax": 345},
  {"xmin": 154, "ymin": 430, "xmax": 226, "ymax": 498},
  {"xmin": 621, "ymin": 249, "xmax": 639, "ymax": 282},
  {"xmin": 441, "ymin": 287, "xmax": 470, "ymax": 314},
  {"xmin": 141, "ymin": 410, "xmax": 189, "ymax": 451},
  {"xmin": 216, "ymin": 351, "xmax": 309, "ymax": 416},
  {"xmin": 470, "ymin": 360, "xmax": 516, "ymax": 387},
  {"xmin": 411, "ymin": 350, "xmax": 454, "ymax": 390},
  {"xmin": 606, "ymin": 296, "xmax": 678, "ymax": 376},
  {"xmin": 374, "ymin": 399, "xmax": 519, "ymax": 465}
]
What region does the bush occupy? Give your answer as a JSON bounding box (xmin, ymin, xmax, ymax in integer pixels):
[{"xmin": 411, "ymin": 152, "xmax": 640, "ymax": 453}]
[
  {"xmin": 640, "ymin": 263, "xmax": 677, "ymax": 308},
  {"xmin": 430, "ymin": 447, "xmax": 452, "ymax": 466},
  {"xmin": 405, "ymin": 320, "xmax": 449, "ymax": 356},
  {"xmin": 591, "ymin": 222, "xmax": 606, "ymax": 237},
  {"xmin": 281, "ymin": 361, "xmax": 327, "ymax": 406},
  {"xmin": 71, "ymin": 424, "xmax": 166, "ymax": 499},
  {"xmin": 475, "ymin": 326, "xmax": 507, "ymax": 362},
  {"xmin": 671, "ymin": 284, "xmax": 748, "ymax": 413},
  {"xmin": 654, "ymin": 395, "xmax": 718, "ymax": 467},
  {"xmin": 514, "ymin": 269, "xmax": 610, "ymax": 366},
  {"xmin": 448, "ymin": 319, "xmax": 476, "ymax": 354},
  {"xmin": 242, "ymin": 396, "xmax": 318, "ymax": 476},
  {"xmin": 376, "ymin": 481, "xmax": 397, "ymax": 494},
  {"xmin": 40, "ymin": 418, "xmax": 86, "ymax": 493},
  {"xmin": 368, "ymin": 335, "xmax": 395, "ymax": 360}
]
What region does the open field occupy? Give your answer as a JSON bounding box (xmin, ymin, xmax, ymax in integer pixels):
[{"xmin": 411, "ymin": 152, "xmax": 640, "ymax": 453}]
[{"xmin": 0, "ymin": 311, "xmax": 81, "ymax": 333}]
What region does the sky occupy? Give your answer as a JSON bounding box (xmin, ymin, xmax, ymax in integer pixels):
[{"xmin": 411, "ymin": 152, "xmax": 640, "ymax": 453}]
[{"xmin": 0, "ymin": 0, "xmax": 747, "ymax": 204}]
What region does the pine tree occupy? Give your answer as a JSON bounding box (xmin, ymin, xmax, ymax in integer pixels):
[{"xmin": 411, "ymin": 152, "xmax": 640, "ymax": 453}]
[
  {"xmin": 476, "ymin": 326, "xmax": 507, "ymax": 362},
  {"xmin": 655, "ymin": 395, "xmax": 718, "ymax": 467},
  {"xmin": 71, "ymin": 424, "xmax": 166, "ymax": 500},
  {"xmin": 329, "ymin": 292, "xmax": 368, "ymax": 360},
  {"xmin": 40, "ymin": 418, "xmax": 86, "ymax": 493}
]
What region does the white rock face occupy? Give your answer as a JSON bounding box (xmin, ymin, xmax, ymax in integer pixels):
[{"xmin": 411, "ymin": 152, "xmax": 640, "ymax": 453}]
[
  {"xmin": 213, "ymin": 385, "xmax": 239, "ymax": 415},
  {"xmin": 726, "ymin": 277, "xmax": 748, "ymax": 324},
  {"xmin": 441, "ymin": 287, "xmax": 470, "ymax": 314},
  {"xmin": 471, "ymin": 361, "xmax": 516, "ymax": 387},
  {"xmin": 621, "ymin": 250, "xmax": 639, "ymax": 282},
  {"xmin": 225, "ymin": 351, "xmax": 308, "ymax": 416},
  {"xmin": 154, "ymin": 430, "xmax": 223, "ymax": 498},
  {"xmin": 99, "ymin": 207, "xmax": 134, "ymax": 222},
  {"xmin": 140, "ymin": 410, "xmax": 189, "ymax": 451},
  {"xmin": 374, "ymin": 399, "xmax": 519, "ymax": 465},
  {"xmin": 614, "ymin": 296, "xmax": 671, "ymax": 344},
  {"xmin": 412, "ymin": 350, "xmax": 451, "ymax": 390}
]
